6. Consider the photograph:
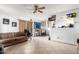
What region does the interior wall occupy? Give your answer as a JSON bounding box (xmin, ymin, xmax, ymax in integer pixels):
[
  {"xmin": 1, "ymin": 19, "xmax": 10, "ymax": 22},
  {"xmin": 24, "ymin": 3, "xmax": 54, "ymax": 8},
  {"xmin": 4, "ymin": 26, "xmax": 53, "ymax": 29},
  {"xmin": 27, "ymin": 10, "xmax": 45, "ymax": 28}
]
[
  {"xmin": 0, "ymin": 15, "xmax": 19, "ymax": 33},
  {"xmin": 49, "ymin": 8, "xmax": 79, "ymax": 45},
  {"xmin": 50, "ymin": 28, "xmax": 75, "ymax": 44}
]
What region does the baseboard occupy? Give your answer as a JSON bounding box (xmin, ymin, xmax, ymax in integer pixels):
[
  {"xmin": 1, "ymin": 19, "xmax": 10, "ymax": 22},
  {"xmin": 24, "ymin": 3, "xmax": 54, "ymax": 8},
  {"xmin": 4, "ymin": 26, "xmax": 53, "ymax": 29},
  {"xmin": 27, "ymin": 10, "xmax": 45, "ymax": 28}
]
[{"xmin": 51, "ymin": 40, "xmax": 76, "ymax": 46}]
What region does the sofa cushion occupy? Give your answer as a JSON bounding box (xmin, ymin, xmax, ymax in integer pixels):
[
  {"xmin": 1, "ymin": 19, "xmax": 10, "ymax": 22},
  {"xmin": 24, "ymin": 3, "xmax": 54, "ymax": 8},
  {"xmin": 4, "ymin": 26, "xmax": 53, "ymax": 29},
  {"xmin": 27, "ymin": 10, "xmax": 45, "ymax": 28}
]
[
  {"xmin": 0, "ymin": 33, "xmax": 1, "ymax": 39},
  {"xmin": 8, "ymin": 33, "xmax": 14, "ymax": 38},
  {"xmin": 0, "ymin": 33, "xmax": 8, "ymax": 39},
  {"xmin": 0, "ymin": 39, "xmax": 10, "ymax": 43},
  {"xmin": 14, "ymin": 32, "xmax": 25, "ymax": 37},
  {"xmin": 15, "ymin": 36, "xmax": 26, "ymax": 39},
  {"xmin": 0, "ymin": 39, "xmax": 15, "ymax": 44}
]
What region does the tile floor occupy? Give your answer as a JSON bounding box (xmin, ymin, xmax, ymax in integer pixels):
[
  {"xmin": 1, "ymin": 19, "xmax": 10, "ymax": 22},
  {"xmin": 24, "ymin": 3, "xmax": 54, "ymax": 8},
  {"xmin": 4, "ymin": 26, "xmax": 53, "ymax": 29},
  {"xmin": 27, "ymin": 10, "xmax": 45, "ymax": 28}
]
[{"xmin": 4, "ymin": 36, "xmax": 78, "ymax": 54}]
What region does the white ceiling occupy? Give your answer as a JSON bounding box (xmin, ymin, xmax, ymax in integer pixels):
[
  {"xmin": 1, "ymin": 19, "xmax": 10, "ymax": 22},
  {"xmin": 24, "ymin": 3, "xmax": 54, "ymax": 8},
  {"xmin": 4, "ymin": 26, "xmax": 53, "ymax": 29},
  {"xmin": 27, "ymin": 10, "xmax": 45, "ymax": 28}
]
[{"xmin": 0, "ymin": 4, "xmax": 79, "ymax": 21}]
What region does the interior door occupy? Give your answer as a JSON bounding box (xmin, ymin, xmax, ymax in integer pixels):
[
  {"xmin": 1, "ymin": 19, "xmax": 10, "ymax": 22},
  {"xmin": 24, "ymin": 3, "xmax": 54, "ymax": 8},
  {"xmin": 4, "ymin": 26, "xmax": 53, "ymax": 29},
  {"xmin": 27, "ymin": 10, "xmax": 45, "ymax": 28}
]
[
  {"xmin": 27, "ymin": 21, "xmax": 32, "ymax": 32},
  {"xmin": 19, "ymin": 20, "xmax": 26, "ymax": 32}
]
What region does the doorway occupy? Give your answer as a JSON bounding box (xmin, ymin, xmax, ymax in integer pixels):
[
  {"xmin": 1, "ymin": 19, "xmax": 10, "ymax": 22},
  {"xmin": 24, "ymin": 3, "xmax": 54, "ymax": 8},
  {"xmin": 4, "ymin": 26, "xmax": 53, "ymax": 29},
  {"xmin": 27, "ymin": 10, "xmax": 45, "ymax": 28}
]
[{"xmin": 19, "ymin": 20, "xmax": 26, "ymax": 32}]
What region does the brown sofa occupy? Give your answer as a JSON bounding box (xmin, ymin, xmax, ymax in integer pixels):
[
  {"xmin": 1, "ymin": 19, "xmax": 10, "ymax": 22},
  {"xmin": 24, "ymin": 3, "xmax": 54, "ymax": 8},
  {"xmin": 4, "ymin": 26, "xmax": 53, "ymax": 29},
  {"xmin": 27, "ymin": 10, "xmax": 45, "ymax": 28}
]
[{"xmin": 0, "ymin": 32, "xmax": 28, "ymax": 47}]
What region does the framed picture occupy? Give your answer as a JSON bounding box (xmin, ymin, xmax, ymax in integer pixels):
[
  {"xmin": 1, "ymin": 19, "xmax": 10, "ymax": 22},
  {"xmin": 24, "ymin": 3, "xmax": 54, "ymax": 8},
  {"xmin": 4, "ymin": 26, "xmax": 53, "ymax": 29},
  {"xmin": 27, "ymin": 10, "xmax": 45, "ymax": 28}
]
[
  {"xmin": 12, "ymin": 22, "xmax": 17, "ymax": 27},
  {"xmin": 66, "ymin": 12, "xmax": 77, "ymax": 18},
  {"xmin": 34, "ymin": 22, "xmax": 41, "ymax": 29},
  {"xmin": 3, "ymin": 18, "xmax": 9, "ymax": 24},
  {"xmin": 48, "ymin": 15, "xmax": 56, "ymax": 21}
]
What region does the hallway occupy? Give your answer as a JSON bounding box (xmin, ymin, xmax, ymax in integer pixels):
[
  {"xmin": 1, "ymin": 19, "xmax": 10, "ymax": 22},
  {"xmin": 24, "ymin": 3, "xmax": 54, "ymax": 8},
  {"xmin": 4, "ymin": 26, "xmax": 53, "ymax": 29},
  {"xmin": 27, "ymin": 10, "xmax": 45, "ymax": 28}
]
[{"xmin": 4, "ymin": 36, "xmax": 77, "ymax": 54}]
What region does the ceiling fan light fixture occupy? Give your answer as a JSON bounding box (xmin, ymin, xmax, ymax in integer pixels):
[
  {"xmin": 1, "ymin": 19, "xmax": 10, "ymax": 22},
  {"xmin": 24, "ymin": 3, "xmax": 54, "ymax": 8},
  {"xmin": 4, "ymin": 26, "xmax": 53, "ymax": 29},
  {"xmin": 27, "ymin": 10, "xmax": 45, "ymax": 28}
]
[{"xmin": 33, "ymin": 5, "xmax": 45, "ymax": 13}]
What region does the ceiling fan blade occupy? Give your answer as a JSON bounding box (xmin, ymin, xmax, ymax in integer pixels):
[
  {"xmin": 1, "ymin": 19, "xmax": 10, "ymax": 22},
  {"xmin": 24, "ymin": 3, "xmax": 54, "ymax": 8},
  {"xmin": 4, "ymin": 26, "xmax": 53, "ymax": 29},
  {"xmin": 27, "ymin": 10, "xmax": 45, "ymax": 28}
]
[
  {"xmin": 38, "ymin": 10, "xmax": 43, "ymax": 13},
  {"xmin": 33, "ymin": 10, "xmax": 37, "ymax": 13},
  {"xmin": 38, "ymin": 7, "xmax": 45, "ymax": 9},
  {"xmin": 34, "ymin": 5, "xmax": 38, "ymax": 10},
  {"xmin": 33, "ymin": 5, "xmax": 38, "ymax": 13}
]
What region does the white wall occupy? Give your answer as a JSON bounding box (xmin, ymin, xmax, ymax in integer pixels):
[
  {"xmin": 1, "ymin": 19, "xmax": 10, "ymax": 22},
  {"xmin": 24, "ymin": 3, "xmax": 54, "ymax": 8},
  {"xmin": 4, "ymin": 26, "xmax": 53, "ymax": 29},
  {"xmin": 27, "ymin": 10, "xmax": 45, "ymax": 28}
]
[
  {"xmin": 50, "ymin": 28, "xmax": 75, "ymax": 44},
  {"xmin": 0, "ymin": 5, "xmax": 20, "ymax": 33},
  {"xmin": 50, "ymin": 8, "xmax": 79, "ymax": 45},
  {"xmin": 0, "ymin": 15, "xmax": 19, "ymax": 33}
]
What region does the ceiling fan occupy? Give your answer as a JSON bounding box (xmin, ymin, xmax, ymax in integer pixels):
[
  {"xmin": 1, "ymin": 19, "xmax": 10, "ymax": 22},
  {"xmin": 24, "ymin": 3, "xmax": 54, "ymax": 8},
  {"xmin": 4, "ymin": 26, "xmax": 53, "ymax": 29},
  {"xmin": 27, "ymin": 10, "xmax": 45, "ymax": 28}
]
[{"xmin": 33, "ymin": 5, "xmax": 45, "ymax": 13}]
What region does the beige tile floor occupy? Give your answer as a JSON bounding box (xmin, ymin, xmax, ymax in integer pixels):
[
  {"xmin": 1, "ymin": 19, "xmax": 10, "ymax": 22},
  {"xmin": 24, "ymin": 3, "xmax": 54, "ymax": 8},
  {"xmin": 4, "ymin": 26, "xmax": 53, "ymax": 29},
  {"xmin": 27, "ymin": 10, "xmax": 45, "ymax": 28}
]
[{"xmin": 4, "ymin": 36, "xmax": 78, "ymax": 54}]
